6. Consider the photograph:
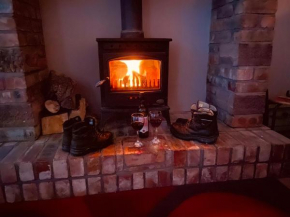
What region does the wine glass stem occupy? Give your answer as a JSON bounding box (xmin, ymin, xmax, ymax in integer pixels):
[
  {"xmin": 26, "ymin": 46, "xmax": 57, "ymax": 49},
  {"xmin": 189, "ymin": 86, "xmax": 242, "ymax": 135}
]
[
  {"xmin": 136, "ymin": 131, "xmax": 140, "ymax": 143},
  {"xmin": 154, "ymin": 127, "xmax": 158, "ymax": 140}
]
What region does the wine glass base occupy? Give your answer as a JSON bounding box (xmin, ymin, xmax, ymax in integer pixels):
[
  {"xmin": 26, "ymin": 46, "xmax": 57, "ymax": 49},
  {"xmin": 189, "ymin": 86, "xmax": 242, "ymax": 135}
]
[
  {"xmin": 151, "ymin": 137, "xmax": 161, "ymax": 145},
  {"xmin": 134, "ymin": 141, "xmax": 143, "ymax": 148}
]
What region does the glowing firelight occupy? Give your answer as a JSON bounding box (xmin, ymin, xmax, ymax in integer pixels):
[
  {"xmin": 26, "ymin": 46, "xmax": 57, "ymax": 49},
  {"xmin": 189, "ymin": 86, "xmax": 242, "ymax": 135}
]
[{"xmin": 120, "ymin": 60, "xmax": 142, "ymax": 87}]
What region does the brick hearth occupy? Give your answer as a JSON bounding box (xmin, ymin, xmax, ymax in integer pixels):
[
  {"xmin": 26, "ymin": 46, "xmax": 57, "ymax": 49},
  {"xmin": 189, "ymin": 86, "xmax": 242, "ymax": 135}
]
[{"xmin": 0, "ymin": 117, "xmax": 290, "ymax": 203}]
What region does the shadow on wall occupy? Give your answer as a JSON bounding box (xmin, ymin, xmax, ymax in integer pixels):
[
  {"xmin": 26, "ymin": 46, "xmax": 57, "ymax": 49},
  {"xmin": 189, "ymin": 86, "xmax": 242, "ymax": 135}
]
[{"xmin": 40, "ymin": 0, "xmax": 212, "ymax": 115}]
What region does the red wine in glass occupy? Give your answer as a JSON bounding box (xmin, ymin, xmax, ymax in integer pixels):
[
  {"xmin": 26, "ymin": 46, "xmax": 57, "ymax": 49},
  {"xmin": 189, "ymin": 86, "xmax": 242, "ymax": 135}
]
[
  {"xmin": 149, "ymin": 111, "xmax": 162, "ymax": 145},
  {"xmin": 131, "ymin": 113, "xmax": 145, "ymax": 147},
  {"xmin": 150, "ymin": 118, "xmax": 162, "ymax": 128},
  {"xmin": 131, "ymin": 121, "xmax": 144, "ymax": 131}
]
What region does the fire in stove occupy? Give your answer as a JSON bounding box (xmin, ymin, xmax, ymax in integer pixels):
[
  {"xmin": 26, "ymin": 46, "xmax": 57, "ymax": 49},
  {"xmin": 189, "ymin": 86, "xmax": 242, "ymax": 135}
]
[{"xmin": 109, "ymin": 59, "xmax": 161, "ymax": 91}]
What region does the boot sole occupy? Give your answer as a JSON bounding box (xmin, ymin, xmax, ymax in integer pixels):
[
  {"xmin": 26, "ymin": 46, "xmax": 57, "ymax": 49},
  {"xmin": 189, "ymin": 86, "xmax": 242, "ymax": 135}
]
[
  {"xmin": 70, "ymin": 136, "xmax": 114, "ymax": 156},
  {"xmin": 170, "ymin": 126, "xmax": 218, "ymax": 144},
  {"xmin": 62, "ymin": 145, "xmax": 70, "ymax": 152}
]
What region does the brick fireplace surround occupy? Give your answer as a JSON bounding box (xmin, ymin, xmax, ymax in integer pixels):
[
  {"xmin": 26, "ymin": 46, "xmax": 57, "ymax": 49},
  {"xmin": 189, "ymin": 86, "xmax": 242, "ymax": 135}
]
[{"xmin": 1, "ymin": 0, "xmax": 289, "ymax": 204}]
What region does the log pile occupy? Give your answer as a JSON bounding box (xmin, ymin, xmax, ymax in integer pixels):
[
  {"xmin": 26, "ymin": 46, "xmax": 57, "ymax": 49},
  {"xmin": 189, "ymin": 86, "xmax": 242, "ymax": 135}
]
[{"xmin": 41, "ymin": 71, "xmax": 87, "ymax": 135}]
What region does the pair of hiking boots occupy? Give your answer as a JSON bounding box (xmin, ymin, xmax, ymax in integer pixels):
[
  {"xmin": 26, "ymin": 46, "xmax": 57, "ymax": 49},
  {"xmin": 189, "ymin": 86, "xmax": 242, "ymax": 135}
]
[
  {"xmin": 170, "ymin": 101, "xmax": 219, "ymax": 144},
  {"xmin": 62, "ymin": 116, "xmax": 113, "ymax": 156}
]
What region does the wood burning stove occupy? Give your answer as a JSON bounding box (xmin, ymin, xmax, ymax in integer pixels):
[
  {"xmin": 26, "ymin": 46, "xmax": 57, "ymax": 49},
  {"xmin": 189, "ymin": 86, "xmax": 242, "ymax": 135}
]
[{"xmin": 96, "ymin": 0, "xmax": 172, "ymax": 124}]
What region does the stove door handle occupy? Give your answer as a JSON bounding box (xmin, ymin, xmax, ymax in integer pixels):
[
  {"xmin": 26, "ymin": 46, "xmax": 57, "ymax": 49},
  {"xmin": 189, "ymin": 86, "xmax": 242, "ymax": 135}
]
[{"xmin": 95, "ymin": 77, "xmax": 109, "ymax": 87}]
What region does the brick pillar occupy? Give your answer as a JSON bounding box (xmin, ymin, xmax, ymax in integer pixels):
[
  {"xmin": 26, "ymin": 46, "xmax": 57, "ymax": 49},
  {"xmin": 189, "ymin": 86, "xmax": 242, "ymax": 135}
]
[
  {"xmin": 207, "ymin": 0, "xmax": 277, "ymax": 128},
  {"xmin": 0, "ymin": 0, "xmax": 48, "ymax": 142}
]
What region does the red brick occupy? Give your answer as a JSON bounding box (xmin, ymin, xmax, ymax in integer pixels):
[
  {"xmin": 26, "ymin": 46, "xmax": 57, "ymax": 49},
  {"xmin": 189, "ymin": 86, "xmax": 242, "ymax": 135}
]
[
  {"xmin": 198, "ymin": 144, "xmax": 216, "ymax": 166},
  {"xmin": 215, "ymin": 139, "xmax": 231, "ymax": 165},
  {"xmin": 255, "ymin": 163, "xmax": 268, "ymax": 178},
  {"xmin": 85, "ymin": 152, "xmax": 101, "ymax": 176},
  {"xmin": 35, "ymin": 134, "xmax": 61, "ymax": 180},
  {"xmin": 235, "ymin": 0, "xmax": 277, "ymax": 14},
  {"xmin": 242, "ymin": 131, "xmax": 272, "ymax": 162},
  {"xmin": 115, "ymin": 141, "xmax": 124, "ymax": 172},
  {"xmin": 133, "ymin": 172, "xmax": 144, "ymax": 190},
  {"xmin": 269, "ymin": 163, "xmax": 281, "ymax": 177},
  {"xmin": 271, "ymin": 145, "xmax": 285, "ymax": 162},
  {"xmin": 186, "ymin": 168, "xmax": 199, "ymax": 184},
  {"xmin": 242, "ymin": 164, "xmax": 255, "ymax": 179},
  {"xmin": 19, "ymin": 140, "xmax": 46, "ymax": 181},
  {"xmin": 165, "ymin": 148, "xmax": 173, "ymax": 167},
  {"xmin": 145, "ymin": 171, "xmax": 158, "ymax": 188},
  {"xmin": 53, "ymin": 146, "xmax": 69, "ymax": 179},
  {"xmin": 261, "ymin": 16, "xmax": 275, "ymax": 28},
  {"xmin": 39, "ymin": 182, "xmax": 54, "ymax": 200},
  {"xmin": 219, "ymin": 133, "xmax": 244, "ymax": 163},
  {"xmin": 217, "ymin": 4, "xmax": 234, "ymax": 19},
  {"xmin": 182, "ymin": 141, "xmax": 200, "ymax": 166},
  {"xmin": 254, "ymin": 68, "xmax": 269, "ymax": 80},
  {"xmin": 158, "ymin": 170, "xmax": 171, "ymax": 187},
  {"xmin": 22, "ymin": 183, "xmax": 38, "ymax": 201},
  {"xmin": 1, "ymin": 142, "xmax": 32, "ymax": 183},
  {"xmin": 124, "ymin": 146, "xmax": 163, "ymax": 166},
  {"xmin": 4, "ymin": 76, "xmax": 26, "ymax": 90},
  {"xmin": 88, "ymin": 177, "xmax": 102, "ymax": 195},
  {"xmin": 173, "ymin": 150, "xmax": 186, "ymax": 167},
  {"xmin": 234, "ymin": 30, "xmax": 274, "ymax": 43},
  {"xmin": 229, "ymin": 81, "xmax": 268, "ymax": 93},
  {"xmin": 173, "ymin": 168, "xmax": 185, "ymax": 186},
  {"xmin": 229, "ymin": 165, "xmax": 242, "ymax": 180},
  {"xmin": 216, "ymin": 166, "xmax": 228, "ymax": 182},
  {"xmin": 230, "ymin": 132, "xmax": 258, "ymax": 163},
  {"xmin": 102, "ymin": 145, "xmax": 116, "ymax": 174},
  {"xmin": 5, "ymin": 185, "xmax": 22, "ymax": 203},
  {"xmin": 68, "ymin": 155, "xmax": 84, "ymax": 177},
  {"xmin": 201, "ymin": 167, "xmax": 216, "ymax": 183},
  {"xmin": 72, "ymin": 179, "xmax": 87, "ymax": 197},
  {"xmin": 103, "ymin": 175, "xmax": 117, "ymax": 193},
  {"xmin": 0, "ymin": 142, "xmax": 16, "ymax": 162},
  {"xmin": 118, "ymin": 174, "xmax": 132, "ymax": 191},
  {"xmin": 252, "ymin": 130, "xmax": 285, "ymax": 162},
  {"xmin": 225, "ymin": 114, "xmax": 263, "ymax": 128},
  {"xmin": 263, "ymin": 131, "xmax": 290, "ymax": 161},
  {"xmin": 166, "ymin": 136, "xmax": 187, "ymax": 167},
  {"xmin": 210, "ymin": 31, "xmax": 232, "ymax": 44},
  {"xmin": 55, "ymin": 180, "xmax": 71, "ymax": 198}
]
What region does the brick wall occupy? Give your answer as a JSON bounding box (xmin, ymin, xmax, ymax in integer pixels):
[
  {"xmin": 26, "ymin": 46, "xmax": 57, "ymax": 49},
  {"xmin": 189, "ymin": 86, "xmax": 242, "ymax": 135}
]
[
  {"xmin": 0, "ymin": 0, "xmax": 48, "ymax": 142},
  {"xmin": 207, "ymin": 0, "xmax": 277, "ymax": 127}
]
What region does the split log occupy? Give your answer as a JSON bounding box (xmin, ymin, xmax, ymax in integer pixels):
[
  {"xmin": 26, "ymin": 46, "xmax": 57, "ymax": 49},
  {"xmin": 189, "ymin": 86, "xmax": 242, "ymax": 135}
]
[
  {"xmin": 44, "ymin": 100, "xmax": 60, "ymax": 114},
  {"xmin": 69, "ymin": 98, "xmax": 86, "ymax": 120},
  {"xmin": 41, "ymin": 113, "xmax": 68, "ymax": 135}
]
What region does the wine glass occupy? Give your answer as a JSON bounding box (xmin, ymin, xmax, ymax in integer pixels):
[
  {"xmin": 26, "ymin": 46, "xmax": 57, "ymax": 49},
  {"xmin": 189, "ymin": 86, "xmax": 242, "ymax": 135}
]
[
  {"xmin": 131, "ymin": 113, "xmax": 145, "ymax": 147},
  {"xmin": 149, "ymin": 110, "xmax": 163, "ymax": 145}
]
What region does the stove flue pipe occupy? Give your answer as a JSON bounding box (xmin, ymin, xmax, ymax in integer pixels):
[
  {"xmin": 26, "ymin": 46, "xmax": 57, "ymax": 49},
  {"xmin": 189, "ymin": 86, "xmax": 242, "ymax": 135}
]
[{"xmin": 120, "ymin": 0, "xmax": 144, "ymax": 38}]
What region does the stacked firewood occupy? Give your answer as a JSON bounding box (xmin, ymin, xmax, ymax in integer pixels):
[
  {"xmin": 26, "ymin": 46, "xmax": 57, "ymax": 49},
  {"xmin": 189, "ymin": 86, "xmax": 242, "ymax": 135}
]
[{"xmin": 41, "ymin": 71, "xmax": 87, "ymax": 135}]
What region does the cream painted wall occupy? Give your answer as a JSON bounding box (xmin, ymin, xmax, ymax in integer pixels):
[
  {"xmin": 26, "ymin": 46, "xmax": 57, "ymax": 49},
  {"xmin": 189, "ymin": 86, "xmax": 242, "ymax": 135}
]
[
  {"xmin": 40, "ymin": 0, "xmax": 212, "ymax": 114},
  {"xmin": 270, "ymin": 0, "xmax": 290, "ymax": 98}
]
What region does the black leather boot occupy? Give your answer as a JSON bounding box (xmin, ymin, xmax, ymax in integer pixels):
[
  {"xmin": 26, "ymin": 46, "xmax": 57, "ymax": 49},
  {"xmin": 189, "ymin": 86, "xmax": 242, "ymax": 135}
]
[
  {"xmin": 171, "ymin": 102, "xmax": 219, "ymax": 144},
  {"xmin": 62, "ymin": 116, "xmax": 82, "ymax": 152},
  {"xmin": 70, "ymin": 118, "xmax": 113, "ymax": 156}
]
